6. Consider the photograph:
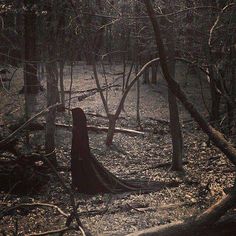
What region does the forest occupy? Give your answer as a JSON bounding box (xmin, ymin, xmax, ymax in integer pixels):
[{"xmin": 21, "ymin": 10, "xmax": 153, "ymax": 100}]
[{"xmin": 0, "ymin": 0, "xmax": 236, "ymax": 235}]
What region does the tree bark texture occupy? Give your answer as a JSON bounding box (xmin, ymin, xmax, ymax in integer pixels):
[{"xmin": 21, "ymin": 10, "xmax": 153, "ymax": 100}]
[
  {"xmin": 165, "ymin": 4, "xmax": 184, "ymax": 171},
  {"xmin": 45, "ymin": 62, "xmax": 58, "ymax": 166},
  {"xmin": 24, "ymin": 0, "xmax": 39, "ymax": 94},
  {"xmin": 151, "ymin": 60, "xmax": 158, "ymax": 84}
]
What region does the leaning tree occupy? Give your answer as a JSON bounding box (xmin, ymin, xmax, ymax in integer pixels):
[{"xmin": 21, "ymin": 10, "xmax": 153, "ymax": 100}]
[{"xmin": 126, "ymin": 1, "xmax": 236, "ymax": 235}]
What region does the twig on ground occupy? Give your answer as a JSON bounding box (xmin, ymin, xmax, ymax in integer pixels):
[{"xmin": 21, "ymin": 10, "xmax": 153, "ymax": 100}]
[
  {"xmin": 127, "ymin": 161, "xmax": 189, "ymax": 176},
  {"xmin": 40, "ymin": 154, "xmax": 90, "ymax": 236},
  {"xmin": 27, "ymin": 226, "xmax": 77, "ymax": 236},
  {"xmin": 0, "ymin": 203, "xmax": 68, "ymax": 219}
]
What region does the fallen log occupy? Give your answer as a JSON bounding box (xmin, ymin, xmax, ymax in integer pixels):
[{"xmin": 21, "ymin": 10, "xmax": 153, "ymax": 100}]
[
  {"xmin": 41, "ymin": 122, "xmax": 145, "ymax": 136},
  {"xmin": 86, "ymin": 112, "xmax": 126, "ymax": 120},
  {"xmin": 127, "ymin": 185, "xmax": 236, "ymax": 236},
  {"xmin": 87, "ymin": 125, "xmax": 144, "ymax": 136},
  {"xmin": 127, "ymin": 1, "xmax": 236, "ymax": 235},
  {"xmin": 8, "ymin": 120, "xmax": 145, "ymax": 137}
]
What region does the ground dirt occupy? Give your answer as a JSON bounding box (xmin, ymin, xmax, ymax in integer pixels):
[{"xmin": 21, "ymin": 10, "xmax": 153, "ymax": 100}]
[{"xmin": 0, "ymin": 62, "xmax": 235, "ymax": 236}]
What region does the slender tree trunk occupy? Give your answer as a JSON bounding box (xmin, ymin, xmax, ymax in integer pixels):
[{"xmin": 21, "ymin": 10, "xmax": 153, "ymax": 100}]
[
  {"xmin": 125, "ymin": 62, "xmax": 134, "ymax": 90},
  {"xmin": 209, "ymin": 73, "xmax": 221, "ymax": 125},
  {"xmin": 151, "ymin": 56, "xmax": 157, "ymax": 84},
  {"xmin": 45, "ymin": 62, "xmax": 58, "ymax": 166},
  {"xmin": 68, "ymin": 62, "xmax": 73, "ymax": 111},
  {"xmin": 24, "ymin": 0, "xmax": 39, "ymax": 95},
  {"xmin": 122, "ymin": 52, "xmax": 126, "ymax": 94},
  {"xmin": 59, "ymin": 60, "xmax": 65, "ymax": 111},
  {"xmin": 227, "ymin": 46, "xmax": 236, "ymax": 134},
  {"xmin": 44, "ymin": 2, "xmax": 59, "ymax": 166},
  {"xmin": 168, "ymin": 61, "xmax": 183, "ymax": 171},
  {"xmin": 105, "ymin": 114, "xmax": 116, "ymax": 146},
  {"xmin": 165, "ymin": 3, "xmax": 183, "ymax": 171},
  {"xmin": 136, "ymin": 64, "xmax": 141, "ymax": 127},
  {"xmin": 143, "ymin": 56, "xmax": 150, "ymax": 84},
  {"xmin": 134, "ymin": 2, "xmax": 141, "ymax": 127},
  {"xmin": 105, "ymin": 26, "xmax": 112, "ymax": 65},
  {"xmin": 205, "ymin": 5, "xmax": 221, "ymax": 126},
  {"xmin": 23, "ymin": 0, "xmax": 39, "ymax": 144}
]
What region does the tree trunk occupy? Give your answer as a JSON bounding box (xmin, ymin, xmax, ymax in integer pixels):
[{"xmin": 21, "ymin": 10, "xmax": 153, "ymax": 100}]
[
  {"xmin": 105, "ymin": 114, "xmax": 116, "ymax": 146},
  {"xmin": 45, "ymin": 62, "xmax": 58, "ymax": 166},
  {"xmin": 143, "ymin": 56, "xmax": 150, "ymax": 84},
  {"xmin": 228, "ymin": 46, "xmax": 236, "ymax": 134},
  {"xmin": 59, "ymin": 60, "xmax": 65, "ymax": 111},
  {"xmin": 122, "ymin": 52, "xmax": 127, "ymax": 94},
  {"xmin": 165, "ymin": 3, "xmax": 184, "ymax": 171},
  {"xmin": 209, "ymin": 70, "xmax": 221, "ymax": 125},
  {"xmin": 136, "ymin": 65, "xmax": 141, "ymax": 127},
  {"xmin": 151, "ymin": 57, "xmax": 157, "ymax": 84},
  {"xmin": 168, "ymin": 65, "xmax": 183, "ymax": 171},
  {"xmin": 45, "ymin": 4, "xmax": 59, "ymax": 165},
  {"xmin": 127, "ymin": 183, "xmax": 236, "ymax": 236},
  {"xmin": 23, "ymin": 0, "xmax": 39, "ymax": 144},
  {"xmin": 23, "ymin": 0, "xmax": 39, "ymax": 94},
  {"xmin": 68, "ymin": 62, "xmax": 74, "ymax": 110}
]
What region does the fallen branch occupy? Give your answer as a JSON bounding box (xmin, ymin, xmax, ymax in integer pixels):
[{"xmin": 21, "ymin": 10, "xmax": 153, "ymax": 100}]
[
  {"xmin": 27, "ymin": 226, "xmax": 77, "ymax": 236},
  {"xmin": 46, "ymin": 122, "xmax": 145, "ymax": 136},
  {"xmin": 127, "ymin": 184, "xmax": 236, "ymax": 236},
  {"xmin": 37, "ymin": 146, "xmax": 90, "ymax": 236},
  {"xmin": 76, "ymin": 84, "xmax": 120, "ymax": 102},
  {"xmin": 87, "ymin": 125, "xmax": 145, "ymax": 136},
  {"xmin": 64, "ymin": 83, "xmax": 120, "ymax": 94},
  {"xmin": 0, "ymin": 202, "xmax": 68, "ymax": 219},
  {"xmin": 0, "ymin": 103, "xmax": 62, "ymax": 150},
  {"xmin": 127, "ymin": 161, "xmax": 189, "ymax": 176},
  {"xmin": 86, "ymin": 112, "xmax": 126, "ymax": 120}
]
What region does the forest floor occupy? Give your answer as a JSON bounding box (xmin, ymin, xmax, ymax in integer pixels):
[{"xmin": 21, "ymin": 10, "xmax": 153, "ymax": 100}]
[{"xmin": 0, "ymin": 62, "xmax": 235, "ymax": 236}]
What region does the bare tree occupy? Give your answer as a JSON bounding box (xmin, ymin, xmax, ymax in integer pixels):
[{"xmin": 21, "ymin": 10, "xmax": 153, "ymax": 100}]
[{"xmin": 127, "ymin": 1, "xmax": 236, "ymax": 235}]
